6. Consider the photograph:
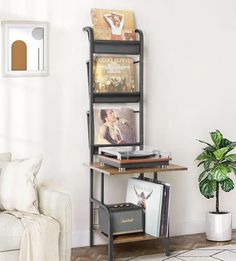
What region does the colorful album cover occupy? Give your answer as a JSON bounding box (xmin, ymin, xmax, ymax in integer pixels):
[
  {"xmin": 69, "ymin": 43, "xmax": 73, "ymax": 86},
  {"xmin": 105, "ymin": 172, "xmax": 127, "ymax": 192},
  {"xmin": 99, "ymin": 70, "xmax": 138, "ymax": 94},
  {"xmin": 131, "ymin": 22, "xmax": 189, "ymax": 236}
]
[
  {"xmin": 91, "ymin": 8, "xmax": 136, "ymax": 41},
  {"xmin": 93, "ymin": 57, "xmax": 136, "ymax": 93},
  {"xmin": 94, "ymin": 108, "xmax": 136, "ymax": 145}
]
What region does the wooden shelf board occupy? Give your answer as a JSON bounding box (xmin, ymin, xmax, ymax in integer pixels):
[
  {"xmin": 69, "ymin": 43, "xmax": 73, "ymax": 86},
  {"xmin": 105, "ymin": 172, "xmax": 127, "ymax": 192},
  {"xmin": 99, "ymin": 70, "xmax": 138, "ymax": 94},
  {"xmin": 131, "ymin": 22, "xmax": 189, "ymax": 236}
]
[
  {"xmin": 94, "ymin": 229, "xmax": 157, "ymax": 244},
  {"xmin": 85, "ymin": 162, "xmax": 187, "ymax": 176},
  {"xmin": 113, "ymin": 232, "xmax": 157, "ymax": 244}
]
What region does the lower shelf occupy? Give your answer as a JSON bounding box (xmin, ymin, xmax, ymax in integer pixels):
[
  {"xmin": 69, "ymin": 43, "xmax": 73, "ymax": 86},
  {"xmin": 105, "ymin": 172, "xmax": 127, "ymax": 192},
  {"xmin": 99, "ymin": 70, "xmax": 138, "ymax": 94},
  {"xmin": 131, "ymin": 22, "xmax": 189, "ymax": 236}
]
[
  {"xmin": 113, "ymin": 232, "xmax": 157, "ymax": 244},
  {"xmin": 94, "ymin": 228, "xmax": 156, "ymax": 244}
]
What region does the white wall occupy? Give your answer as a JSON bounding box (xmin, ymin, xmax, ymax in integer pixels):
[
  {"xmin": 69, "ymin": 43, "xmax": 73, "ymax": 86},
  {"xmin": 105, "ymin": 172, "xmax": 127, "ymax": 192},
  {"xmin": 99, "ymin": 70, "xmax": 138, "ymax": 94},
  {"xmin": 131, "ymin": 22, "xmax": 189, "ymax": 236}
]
[{"xmin": 1, "ymin": 0, "xmax": 236, "ymax": 247}]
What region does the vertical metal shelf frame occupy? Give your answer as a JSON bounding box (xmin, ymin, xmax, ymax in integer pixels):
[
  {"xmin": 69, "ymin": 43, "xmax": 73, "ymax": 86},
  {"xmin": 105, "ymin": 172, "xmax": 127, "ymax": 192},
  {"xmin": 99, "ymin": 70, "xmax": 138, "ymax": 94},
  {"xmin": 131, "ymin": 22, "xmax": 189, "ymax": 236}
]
[
  {"xmin": 83, "ymin": 26, "xmax": 144, "ymax": 156},
  {"xmin": 83, "ymin": 27, "xmax": 169, "ymax": 261}
]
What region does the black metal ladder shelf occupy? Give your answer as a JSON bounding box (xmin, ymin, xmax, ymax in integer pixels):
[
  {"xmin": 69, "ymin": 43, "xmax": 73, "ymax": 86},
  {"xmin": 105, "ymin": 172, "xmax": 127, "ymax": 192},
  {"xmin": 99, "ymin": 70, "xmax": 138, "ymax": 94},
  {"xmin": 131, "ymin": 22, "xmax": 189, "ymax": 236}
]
[{"xmin": 83, "ymin": 26, "xmax": 174, "ymax": 261}]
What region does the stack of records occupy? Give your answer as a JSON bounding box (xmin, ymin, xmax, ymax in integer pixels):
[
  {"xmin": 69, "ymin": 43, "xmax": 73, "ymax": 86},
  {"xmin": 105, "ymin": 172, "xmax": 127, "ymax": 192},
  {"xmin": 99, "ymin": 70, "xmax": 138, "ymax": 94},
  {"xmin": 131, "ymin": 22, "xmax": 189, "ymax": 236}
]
[{"xmin": 126, "ymin": 177, "xmax": 170, "ymax": 237}]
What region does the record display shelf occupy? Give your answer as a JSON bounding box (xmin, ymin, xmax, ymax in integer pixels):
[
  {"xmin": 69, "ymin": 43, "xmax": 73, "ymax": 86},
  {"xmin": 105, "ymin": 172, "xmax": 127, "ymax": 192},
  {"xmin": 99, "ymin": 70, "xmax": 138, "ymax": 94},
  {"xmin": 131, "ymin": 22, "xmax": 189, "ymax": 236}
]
[{"xmin": 83, "ymin": 26, "xmax": 187, "ymax": 261}]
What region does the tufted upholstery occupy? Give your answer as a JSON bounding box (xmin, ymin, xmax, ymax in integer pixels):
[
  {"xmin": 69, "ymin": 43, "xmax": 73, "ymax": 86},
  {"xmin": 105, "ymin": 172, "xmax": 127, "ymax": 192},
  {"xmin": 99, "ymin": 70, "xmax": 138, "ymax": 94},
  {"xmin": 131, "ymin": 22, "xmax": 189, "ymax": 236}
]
[{"xmin": 0, "ymin": 186, "xmax": 71, "ymax": 261}]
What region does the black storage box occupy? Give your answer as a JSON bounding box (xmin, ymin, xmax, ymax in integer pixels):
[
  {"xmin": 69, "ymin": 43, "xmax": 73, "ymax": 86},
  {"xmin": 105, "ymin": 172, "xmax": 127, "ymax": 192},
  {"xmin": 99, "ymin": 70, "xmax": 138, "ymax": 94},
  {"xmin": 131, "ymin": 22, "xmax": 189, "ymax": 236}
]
[{"xmin": 98, "ymin": 203, "xmax": 144, "ymax": 235}]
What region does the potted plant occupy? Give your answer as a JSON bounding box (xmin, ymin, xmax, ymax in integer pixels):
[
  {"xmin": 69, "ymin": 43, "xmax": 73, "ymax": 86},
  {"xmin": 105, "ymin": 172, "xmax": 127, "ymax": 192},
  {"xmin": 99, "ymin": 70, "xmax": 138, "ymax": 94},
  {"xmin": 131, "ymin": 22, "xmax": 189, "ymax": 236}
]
[{"xmin": 196, "ymin": 130, "xmax": 236, "ymax": 241}]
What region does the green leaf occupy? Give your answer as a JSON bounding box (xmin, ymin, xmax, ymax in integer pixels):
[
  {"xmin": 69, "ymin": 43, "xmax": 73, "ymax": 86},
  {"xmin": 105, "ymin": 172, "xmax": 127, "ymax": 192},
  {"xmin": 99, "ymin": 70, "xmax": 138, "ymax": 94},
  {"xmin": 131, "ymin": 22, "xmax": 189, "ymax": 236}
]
[
  {"xmin": 211, "ymin": 130, "xmax": 223, "ymax": 147},
  {"xmin": 229, "ymin": 162, "xmax": 236, "ymax": 168},
  {"xmin": 225, "ymin": 154, "xmax": 236, "ymax": 163},
  {"xmin": 211, "ymin": 165, "xmax": 230, "ymax": 181},
  {"xmin": 220, "ymin": 178, "xmax": 234, "ymax": 192},
  {"xmin": 195, "ymin": 151, "xmax": 210, "ymax": 161},
  {"xmin": 229, "ymin": 141, "xmax": 236, "ymax": 148},
  {"xmin": 204, "ymin": 146, "xmax": 215, "ymax": 152},
  {"xmin": 204, "ymin": 160, "xmax": 212, "ymax": 170},
  {"xmin": 229, "ymin": 166, "xmax": 236, "ymax": 174},
  {"xmin": 199, "ymin": 178, "xmax": 216, "ymax": 198},
  {"xmin": 197, "ymin": 161, "xmax": 205, "ymax": 167},
  {"xmin": 195, "ymin": 151, "xmax": 208, "ymax": 160},
  {"xmin": 198, "ymin": 170, "xmax": 209, "ymax": 182},
  {"xmin": 213, "ymin": 147, "xmax": 230, "ymax": 160},
  {"xmin": 197, "ymin": 139, "xmax": 215, "ymax": 148},
  {"xmin": 220, "ymin": 138, "xmax": 232, "ymax": 148}
]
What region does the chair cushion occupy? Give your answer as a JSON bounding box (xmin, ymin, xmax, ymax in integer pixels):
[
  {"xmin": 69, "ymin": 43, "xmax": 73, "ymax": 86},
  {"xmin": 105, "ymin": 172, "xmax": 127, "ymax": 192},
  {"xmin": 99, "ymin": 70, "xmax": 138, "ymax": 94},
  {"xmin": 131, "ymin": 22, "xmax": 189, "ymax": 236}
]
[{"xmin": 0, "ymin": 212, "xmax": 23, "ymax": 251}]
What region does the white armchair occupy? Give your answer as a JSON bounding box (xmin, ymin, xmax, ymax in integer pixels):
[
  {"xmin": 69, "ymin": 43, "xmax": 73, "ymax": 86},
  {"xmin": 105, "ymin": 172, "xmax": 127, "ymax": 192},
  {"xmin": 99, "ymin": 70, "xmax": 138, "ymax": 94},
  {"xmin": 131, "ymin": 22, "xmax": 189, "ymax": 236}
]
[{"xmin": 0, "ymin": 186, "xmax": 72, "ymax": 261}]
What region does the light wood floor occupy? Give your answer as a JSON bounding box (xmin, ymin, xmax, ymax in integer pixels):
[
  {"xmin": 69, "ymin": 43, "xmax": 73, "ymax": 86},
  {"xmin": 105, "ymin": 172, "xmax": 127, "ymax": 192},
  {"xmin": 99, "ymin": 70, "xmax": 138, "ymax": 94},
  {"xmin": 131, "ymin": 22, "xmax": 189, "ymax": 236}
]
[{"xmin": 71, "ymin": 230, "xmax": 236, "ymax": 260}]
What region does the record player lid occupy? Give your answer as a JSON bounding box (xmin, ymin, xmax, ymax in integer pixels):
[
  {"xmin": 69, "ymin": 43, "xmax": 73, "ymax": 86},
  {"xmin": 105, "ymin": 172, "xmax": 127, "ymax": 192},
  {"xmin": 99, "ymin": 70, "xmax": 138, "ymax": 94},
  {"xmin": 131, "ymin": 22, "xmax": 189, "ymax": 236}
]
[{"xmin": 99, "ymin": 146, "xmax": 171, "ymax": 160}]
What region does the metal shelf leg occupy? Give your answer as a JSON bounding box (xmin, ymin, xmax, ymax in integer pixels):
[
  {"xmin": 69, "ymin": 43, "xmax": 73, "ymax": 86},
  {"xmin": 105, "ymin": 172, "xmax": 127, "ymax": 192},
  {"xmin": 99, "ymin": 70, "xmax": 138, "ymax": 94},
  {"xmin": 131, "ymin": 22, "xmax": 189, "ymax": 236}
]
[
  {"xmin": 164, "ymin": 236, "xmax": 170, "ymax": 256},
  {"xmin": 101, "ymin": 173, "xmax": 104, "ymax": 203},
  {"xmin": 164, "ymin": 224, "xmax": 171, "ymax": 256},
  {"xmin": 89, "ymin": 169, "xmax": 94, "ymax": 247},
  {"xmin": 89, "ymin": 201, "xmax": 94, "ymax": 246},
  {"xmin": 108, "ymin": 209, "xmax": 114, "ymax": 261},
  {"xmin": 108, "ymin": 235, "xmax": 113, "ymax": 261}
]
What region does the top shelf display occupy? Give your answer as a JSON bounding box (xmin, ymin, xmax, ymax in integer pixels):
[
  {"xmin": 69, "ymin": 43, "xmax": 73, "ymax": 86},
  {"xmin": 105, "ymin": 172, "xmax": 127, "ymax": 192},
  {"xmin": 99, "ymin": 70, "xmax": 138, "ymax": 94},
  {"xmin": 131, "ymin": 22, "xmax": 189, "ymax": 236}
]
[{"xmin": 83, "ymin": 27, "xmax": 143, "ymax": 55}]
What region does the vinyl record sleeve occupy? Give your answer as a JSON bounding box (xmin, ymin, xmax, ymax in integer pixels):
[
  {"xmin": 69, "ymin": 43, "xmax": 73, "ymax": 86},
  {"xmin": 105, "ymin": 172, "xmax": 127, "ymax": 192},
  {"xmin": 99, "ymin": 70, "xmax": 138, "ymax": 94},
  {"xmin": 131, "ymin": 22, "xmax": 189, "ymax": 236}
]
[
  {"xmin": 91, "ymin": 8, "xmax": 136, "ymax": 41},
  {"xmin": 94, "ymin": 108, "xmax": 136, "ymax": 145},
  {"xmin": 126, "ymin": 178, "xmax": 164, "ymax": 237},
  {"xmin": 93, "ymin": 57, "xmax": 136, "ymax": 93}
]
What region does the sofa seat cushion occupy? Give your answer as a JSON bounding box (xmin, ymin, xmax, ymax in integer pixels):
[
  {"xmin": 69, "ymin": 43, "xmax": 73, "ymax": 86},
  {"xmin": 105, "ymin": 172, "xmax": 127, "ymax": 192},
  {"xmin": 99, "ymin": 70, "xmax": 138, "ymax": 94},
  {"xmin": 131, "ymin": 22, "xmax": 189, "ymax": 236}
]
[{"xmin": 0, "ymin": 212, "xmax": 23, "ymax": 251}]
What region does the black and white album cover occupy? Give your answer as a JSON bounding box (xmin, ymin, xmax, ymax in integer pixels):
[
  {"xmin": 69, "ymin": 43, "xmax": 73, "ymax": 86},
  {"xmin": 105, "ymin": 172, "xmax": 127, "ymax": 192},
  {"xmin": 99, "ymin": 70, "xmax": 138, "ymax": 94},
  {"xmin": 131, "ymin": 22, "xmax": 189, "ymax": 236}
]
[{"xmin": 126, "ymin": 178, "xmax": 164, "ymax": 237}]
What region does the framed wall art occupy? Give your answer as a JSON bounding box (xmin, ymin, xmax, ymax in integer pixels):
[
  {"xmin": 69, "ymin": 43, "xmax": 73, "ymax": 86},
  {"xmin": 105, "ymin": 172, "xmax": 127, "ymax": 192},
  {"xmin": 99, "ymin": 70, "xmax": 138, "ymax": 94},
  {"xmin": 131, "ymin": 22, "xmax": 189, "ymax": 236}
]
[{"xmin": 2, "ymin": 21, "xmax": 48, "ymax": 76}]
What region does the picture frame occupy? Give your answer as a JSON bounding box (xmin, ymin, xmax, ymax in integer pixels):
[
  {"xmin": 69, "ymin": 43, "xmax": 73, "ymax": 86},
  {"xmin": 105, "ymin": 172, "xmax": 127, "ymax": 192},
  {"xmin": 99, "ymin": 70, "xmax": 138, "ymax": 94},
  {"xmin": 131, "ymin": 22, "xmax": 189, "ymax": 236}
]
[{"xmin": 1, "ymin": 21, "xmax": 48, "ymax": 77}]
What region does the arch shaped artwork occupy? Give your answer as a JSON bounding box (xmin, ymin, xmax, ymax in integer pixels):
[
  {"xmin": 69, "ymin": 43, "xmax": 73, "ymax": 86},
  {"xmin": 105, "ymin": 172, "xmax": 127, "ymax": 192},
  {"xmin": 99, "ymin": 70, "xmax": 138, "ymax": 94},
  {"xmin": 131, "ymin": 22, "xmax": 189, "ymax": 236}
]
[
  {"xmin": 11, "ymin": 40, "xmax": 27, "ymax": 70},
  {"xmin": 2, "ymin": 22, "xmax": 48, "ymax": 76}
]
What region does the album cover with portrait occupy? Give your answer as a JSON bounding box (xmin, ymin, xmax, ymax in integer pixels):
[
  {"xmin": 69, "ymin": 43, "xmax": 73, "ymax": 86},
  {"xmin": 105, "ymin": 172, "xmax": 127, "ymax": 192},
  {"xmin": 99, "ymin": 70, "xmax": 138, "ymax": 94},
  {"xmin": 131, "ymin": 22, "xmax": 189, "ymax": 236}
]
[
  {"xmin": 91, "ymin": 8, "xmax": 136, "ymax": 41},
  {"xmin": 94, "ymin": 108, "xmax": 137, "ymax": 145},
  {"xmin": 93, "ymin": 57, "xmax": 136, "ymax": 93}
]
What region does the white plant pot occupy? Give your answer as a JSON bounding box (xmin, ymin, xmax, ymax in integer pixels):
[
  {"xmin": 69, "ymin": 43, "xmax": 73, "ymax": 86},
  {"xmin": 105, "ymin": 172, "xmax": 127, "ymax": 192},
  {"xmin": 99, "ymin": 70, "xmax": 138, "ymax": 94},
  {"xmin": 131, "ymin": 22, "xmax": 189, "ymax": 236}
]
[{"xmin": 206, "ymin": 212, "xmax": 232, "ymax": 241}]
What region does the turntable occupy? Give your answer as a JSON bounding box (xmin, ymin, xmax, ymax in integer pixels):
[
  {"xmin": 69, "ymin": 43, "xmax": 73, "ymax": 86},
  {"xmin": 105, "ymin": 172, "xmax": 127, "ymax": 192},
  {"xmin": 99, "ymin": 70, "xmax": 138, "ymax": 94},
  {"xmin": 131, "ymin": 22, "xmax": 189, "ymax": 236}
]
[{"xmin": 98, "ymin": 147, "xmax": 172, "ymax": 170}]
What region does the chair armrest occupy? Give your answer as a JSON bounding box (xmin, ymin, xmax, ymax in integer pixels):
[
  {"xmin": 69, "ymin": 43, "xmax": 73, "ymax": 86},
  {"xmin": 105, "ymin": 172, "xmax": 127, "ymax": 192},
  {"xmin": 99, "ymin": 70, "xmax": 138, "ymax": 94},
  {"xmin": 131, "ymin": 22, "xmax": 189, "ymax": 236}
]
[{"xmin": 38, "ymin": 186, "xmax": 71, "ymax": 261}]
